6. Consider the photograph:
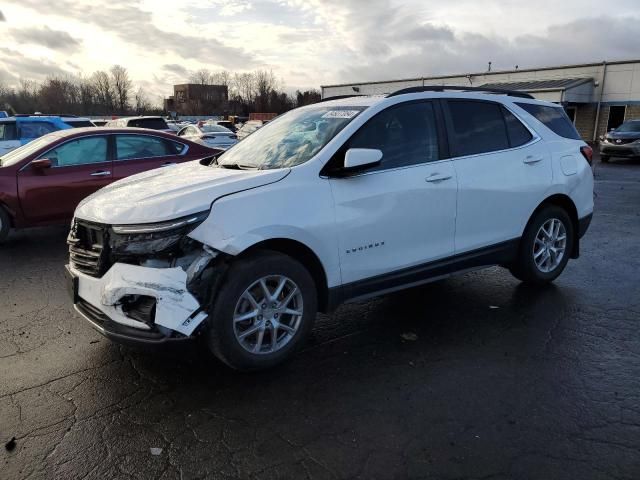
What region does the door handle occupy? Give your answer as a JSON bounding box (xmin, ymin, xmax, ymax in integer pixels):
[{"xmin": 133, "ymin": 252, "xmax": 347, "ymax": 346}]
[
  {"xmin": 523, "ymin": 155, "xmax": 543, "ymax": 164},
  {"xmin": 425, "ymin": 173, "xmax": 452, "ymax": 183},
  {"xmin": 90, "ymin": 170, "xmax": 111, "ymax": 176}
]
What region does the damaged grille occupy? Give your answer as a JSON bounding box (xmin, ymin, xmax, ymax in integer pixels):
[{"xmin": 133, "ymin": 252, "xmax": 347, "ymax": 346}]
[{"xmin": 68, "ymin": 220, "xmax": 110, "ymax": 277}]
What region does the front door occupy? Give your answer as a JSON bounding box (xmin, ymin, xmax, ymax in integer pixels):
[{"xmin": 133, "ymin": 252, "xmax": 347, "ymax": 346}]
[
  {"xmin": 329, "ymin": 100, "xmax": 457, "ymax": 287},
  {"xmin": 112, "ymin": 134, "xmax": 186, "ymax": 181},
  {"xmin": 17, "ymin": 135, "xmax": 113, "ymax": 224},
  {"xmin": 442, "ymin": 99, "xmax": 552, "ymax": 253}
]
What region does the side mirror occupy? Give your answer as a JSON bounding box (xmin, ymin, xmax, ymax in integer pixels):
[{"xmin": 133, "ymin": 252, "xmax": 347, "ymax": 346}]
[
  {"xmin": 31, "ymin": 158, "xmax": 52, "ymax": 170},
  {"xmin": 343, "ymin": 148, "xmax": 383, "ymax": 171}
]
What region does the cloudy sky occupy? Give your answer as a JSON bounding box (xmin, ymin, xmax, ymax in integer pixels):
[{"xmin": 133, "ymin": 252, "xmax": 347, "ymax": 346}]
[{"xmin": 1, "ymin": 0, "xmax": 639, "ymax": 101}]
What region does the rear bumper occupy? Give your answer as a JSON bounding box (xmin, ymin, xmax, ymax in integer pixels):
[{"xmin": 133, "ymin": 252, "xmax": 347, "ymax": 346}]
[{"xmin": 578, "ymin": 213, "xmax": 593, "ymax": 239}]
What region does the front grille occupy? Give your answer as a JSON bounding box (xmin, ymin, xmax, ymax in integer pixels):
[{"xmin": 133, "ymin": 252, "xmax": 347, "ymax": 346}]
[
  {"xmin": 608, "ymin": 138, "xmax": 638, "ymax": 145},
  {"xmin": 68, "ymin": 220, "xmax": 110, "ymax": 277}
]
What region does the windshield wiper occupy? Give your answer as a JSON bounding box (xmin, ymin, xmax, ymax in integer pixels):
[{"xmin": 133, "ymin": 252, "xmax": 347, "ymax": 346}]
[{"xmin": 218, "ymin": 163, "xmax": 258, "ymax": 170}]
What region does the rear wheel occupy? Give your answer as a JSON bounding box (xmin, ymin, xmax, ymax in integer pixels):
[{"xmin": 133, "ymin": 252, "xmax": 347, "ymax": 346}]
[
  {"xmin": 0, "ymin": 207, "xmax": 10, "ymax": 243},
  {"xmin": 510, "ymin": 205, "xmax": 574, "ymax": 284},
  {"xmin": 600, "ymin": 155, "xmax": 610, "ymax": 163},
  {"xmin": 206, "ymin": 251, "xmax": 317, "ymax": 371}
]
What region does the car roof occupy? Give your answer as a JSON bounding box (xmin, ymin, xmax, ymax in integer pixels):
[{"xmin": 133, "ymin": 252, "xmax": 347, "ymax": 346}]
[{"xmin": 49, "ymin": 127, "xmax": 181, "ymax": 138}]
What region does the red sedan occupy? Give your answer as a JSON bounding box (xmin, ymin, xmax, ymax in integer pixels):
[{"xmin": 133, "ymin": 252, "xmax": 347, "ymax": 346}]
[{"xmin": 0, "ymin": 127, "xmax": 216, "ymax": 240}]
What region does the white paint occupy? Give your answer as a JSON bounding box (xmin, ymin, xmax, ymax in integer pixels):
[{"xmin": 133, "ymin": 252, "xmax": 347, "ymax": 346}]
[
  {"xmin": 560, "ymin": 155, "xmax": 578, "ymax": 176},
  {"xmin": 72, "ymin": 262, "xmax": 205, "ymax": 336},
  {"xmin": 73, "ymin": 91, "xmax": 594, "ymax": 336}
]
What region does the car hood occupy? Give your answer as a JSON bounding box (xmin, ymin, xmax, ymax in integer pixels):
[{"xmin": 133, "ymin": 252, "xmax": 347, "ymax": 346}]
[
  {"xmin": 74, "ymin": 160, "xmax": 290, "ymax": 225},
  {"xmin": 606, "ymin": 131, "xmax": 640, "ymax": 140}
]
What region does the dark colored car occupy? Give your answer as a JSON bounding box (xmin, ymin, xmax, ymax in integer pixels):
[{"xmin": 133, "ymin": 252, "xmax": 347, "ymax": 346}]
[
  {"xmin": 599, "ymin": 119, "xmax": 640, "ymax": 162},
  {"xmin": 0, "ymin": 127, "xmax": 216, "ymax": 240},
  {"xmin": 105, "ymin": 116, "xmax": 173, "ymax": 134}
]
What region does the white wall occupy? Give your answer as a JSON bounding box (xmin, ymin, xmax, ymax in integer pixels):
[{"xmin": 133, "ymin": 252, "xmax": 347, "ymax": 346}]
[{"xmin": 321, "ymin": 61, "xmax": 640, "ymax": 104}]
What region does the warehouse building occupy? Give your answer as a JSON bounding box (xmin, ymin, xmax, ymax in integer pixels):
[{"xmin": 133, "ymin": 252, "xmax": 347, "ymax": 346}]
[{"xmin": 321, "ymin": 59, "xmax": 640, "ymax": 142}]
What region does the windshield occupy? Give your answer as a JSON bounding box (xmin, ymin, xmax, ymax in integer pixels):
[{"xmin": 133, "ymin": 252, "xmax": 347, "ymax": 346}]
[
  {"xmin": 217, "ymin": 106, "xmax": 365, "ymax": 169},
  {"xmin": 615, "ymin": 121, "xmax": 640, "ymax": 133},
  {"xmin": 0, "ymin": 134, "xmax": 60, "ymax": 167}
]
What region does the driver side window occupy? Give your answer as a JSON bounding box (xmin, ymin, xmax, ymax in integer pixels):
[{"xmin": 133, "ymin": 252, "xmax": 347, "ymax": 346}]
[
  {"xmin": 43, "ymin": 136, "xmax": 108, "ymax": 167},
  {"xmin": 346, "ymin": 101, "xmax": 440, "ymax": 172}
]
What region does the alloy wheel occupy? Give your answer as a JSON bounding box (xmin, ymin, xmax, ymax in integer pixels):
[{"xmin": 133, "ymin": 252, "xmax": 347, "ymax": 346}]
[
  {"xmin": 232, "ymin": 275, "xmax": 304, "ymax": 355},
  {"xmin": 533, "ymin": 218, "xmax": 567, "ymax": 273}
]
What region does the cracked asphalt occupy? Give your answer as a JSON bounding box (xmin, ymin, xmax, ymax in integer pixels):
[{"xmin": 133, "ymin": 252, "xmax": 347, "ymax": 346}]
[{"xmin": 1, "ymin": 156, "xmax": 639, "ymax": 480}]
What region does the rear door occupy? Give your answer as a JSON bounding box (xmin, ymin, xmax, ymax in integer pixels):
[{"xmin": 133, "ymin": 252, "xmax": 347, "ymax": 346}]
[
  {"xmin": 17, "ymin": 134, "xmax": 113, "ymax": 224},
  {"xmin": 443, "ymin": 99, "xmax": 552, "ymax": 253},
  {"xmin": 0, "ymin": 121, "xmax": 20, "ymax": 154},
  {"xmin": 112, "ymin": 133, "xmax": 189, "ymax": 181}
]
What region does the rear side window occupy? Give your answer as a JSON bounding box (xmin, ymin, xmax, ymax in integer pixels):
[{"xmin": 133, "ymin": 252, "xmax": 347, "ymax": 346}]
[
  {"xmin": 168, "ymin": 140, "xmax": 187, "ymax": 155},
  {"xmin": 502, "ymin": 108, "xmax": 533, "ymax": 147},
  {"xmin": 128, "ymin": 118, "xmax": 169, "ymax": 130},
  {"xmin": 20, "ymin": 121, "xmax": 58, "ymax": 139},
  {"xmin": 346, "ymin": 101, "xmax": 440, "ymax": 171},
  {"xmin": 0, "ymin": 122, "xmax": 17, "ymax": 141},
  {"xmin": 446, "ymin": 101, "xmax": 509, "ymax": 156},
  {"xmin": 515, "ymin": 103, "xmax": 581, "ymax": 140},
  {"xmin": 116, "ymin": 135, "xmax": 170, "ymax": 160},
  {"xmin": 65, "ymin": 120, "xmax": 95, "ymax": 128}
]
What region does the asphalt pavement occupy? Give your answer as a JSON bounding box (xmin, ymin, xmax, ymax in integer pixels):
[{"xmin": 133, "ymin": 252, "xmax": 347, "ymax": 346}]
[{"xmin": 1, "ymin": 156, "xmax": 639, "ymax": 480}]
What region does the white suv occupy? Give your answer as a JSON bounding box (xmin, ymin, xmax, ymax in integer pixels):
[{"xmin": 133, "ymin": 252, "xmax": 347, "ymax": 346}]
[{"xmin": 66, "ymin": 87, "xmax": 594, "ymax": 370}]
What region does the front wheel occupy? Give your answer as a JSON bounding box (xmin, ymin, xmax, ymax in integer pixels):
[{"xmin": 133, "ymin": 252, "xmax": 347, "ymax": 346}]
[
  {"xmin": 510, "ymin": 206, "xmax": 574, "ymax": 284},
  {"xmin": 206, "ymin": 251, "xmax": 318, "ymax": 371}
]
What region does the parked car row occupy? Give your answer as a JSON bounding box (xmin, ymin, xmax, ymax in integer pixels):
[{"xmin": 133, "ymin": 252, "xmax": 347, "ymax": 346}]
[{"xmin": 0, "ymin": 127, "xmax": 216, "ymax": 241}]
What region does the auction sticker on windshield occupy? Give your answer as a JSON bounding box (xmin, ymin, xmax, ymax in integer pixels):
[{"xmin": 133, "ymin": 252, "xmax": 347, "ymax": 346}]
[{"xmin": 322, "ymin": 110, "xmax": 360, "ymax": 119}]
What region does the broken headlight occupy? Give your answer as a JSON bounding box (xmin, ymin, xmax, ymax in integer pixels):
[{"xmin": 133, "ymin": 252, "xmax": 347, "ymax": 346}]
[{"xmin": 109, "ymin": 211, "xmax": 209, "ymax": 256}]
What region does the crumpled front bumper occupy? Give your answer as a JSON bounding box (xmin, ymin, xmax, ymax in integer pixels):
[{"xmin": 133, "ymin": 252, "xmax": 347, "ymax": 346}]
[{"xmin": 67, "ymin": 262, "xmax": 209, "ymax": 345}]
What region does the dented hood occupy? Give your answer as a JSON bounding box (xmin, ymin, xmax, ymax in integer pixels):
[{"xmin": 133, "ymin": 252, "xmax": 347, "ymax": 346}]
[{"xmin": 74, "ymin": 160, "xmax": 290, "ymax": 224}]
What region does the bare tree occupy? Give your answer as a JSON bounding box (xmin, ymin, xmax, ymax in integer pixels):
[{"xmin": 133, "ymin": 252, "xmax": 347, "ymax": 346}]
[
  {"xmin": 190, "ymin": 68, "xmax": 214, "ymax": 85},
  {"xmin": 91, "ymin": 70, "xmax": 114, "ymax": 114},
  {"xmin": 110, "ymin": 65, "xmax": 132, "ymax": 114},
  {"xmin": 134, "ymin": 86, "xmax": 151, "ymax": 114}
]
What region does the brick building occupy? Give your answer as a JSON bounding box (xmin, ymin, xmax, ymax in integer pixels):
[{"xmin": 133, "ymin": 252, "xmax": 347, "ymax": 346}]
[
  {"xmin": 164, "ymin": 84, "xmax": 229, "ymax": 116},
  {"xmin": 321, "ymin": 59, "xmax": 640, "ymax": 142}
]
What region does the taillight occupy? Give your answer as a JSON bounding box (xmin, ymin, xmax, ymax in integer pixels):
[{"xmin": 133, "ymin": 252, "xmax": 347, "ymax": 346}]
[{"xmin": 580, "ymin": 145, "xmax": 593, "ymax": 165}]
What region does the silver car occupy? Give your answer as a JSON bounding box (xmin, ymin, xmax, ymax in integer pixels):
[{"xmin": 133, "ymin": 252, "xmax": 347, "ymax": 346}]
[{"xmin": 177, "ymin": 124, "xmax": 238, "ymax": 150}]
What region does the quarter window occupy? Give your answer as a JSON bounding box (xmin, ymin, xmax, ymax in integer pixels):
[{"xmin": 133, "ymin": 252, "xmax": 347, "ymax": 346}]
[
  {"xmin": 447, "ymin": 101, "xmax": 509, "ymax": 156},
  {"xmin": 502, "ymin": 108, "xmax": 533, "ymax": 147},
  {"xmin": 346, "ymin": 101, "xmax": 440, "ymax": 171},
  {"xmin": 515, "ymin": 102, "xmax": 581, "ymax": 140},
  {"xmin": 44, "ymin": 137, "xmax": 108, "ymax": 167},
  {"xmin": 116, "ymin": 135, "xmax": 171, "ymax": 160}
]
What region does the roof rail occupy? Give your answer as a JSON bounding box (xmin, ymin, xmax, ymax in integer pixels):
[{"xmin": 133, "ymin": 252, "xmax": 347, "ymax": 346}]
[
  {"xmin": 318, "ymin": 94, "xmax": 364, "ymax": 102},
  {"xmin": 387, "ymin": 85, "xmax": 535, "ymax": 99}
]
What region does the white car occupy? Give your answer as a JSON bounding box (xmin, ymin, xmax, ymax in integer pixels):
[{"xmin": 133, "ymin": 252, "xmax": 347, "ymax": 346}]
[
  {"xmin": 66, "ymin": 87, "xmax": 594, "ymax": 370},
  {"xmin": 177, "ymin": 124, "xmax": 238, "ymax": 150}
]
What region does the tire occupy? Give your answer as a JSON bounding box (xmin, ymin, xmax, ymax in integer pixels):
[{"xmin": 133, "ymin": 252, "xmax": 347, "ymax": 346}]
[
  {"xmin": 600, "ymin": 155, "xmax": 610, "ymax": 163},
  {"xmin": 509, "ymin": 205, "xmax": 574, "ymax": 285},
  {"xmin": 0, "ymin": 207, "xmax": 10, "ymax": 243},
  {"xmin": 206, "ymin": 250, "xmax": 318, "ymax": 371}
]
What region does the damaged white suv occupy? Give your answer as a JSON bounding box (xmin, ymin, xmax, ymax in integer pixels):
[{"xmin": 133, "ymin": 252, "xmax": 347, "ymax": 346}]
[{"xmin": 66, "ymin": 87, "xmax": 594, "ymax": 370}]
